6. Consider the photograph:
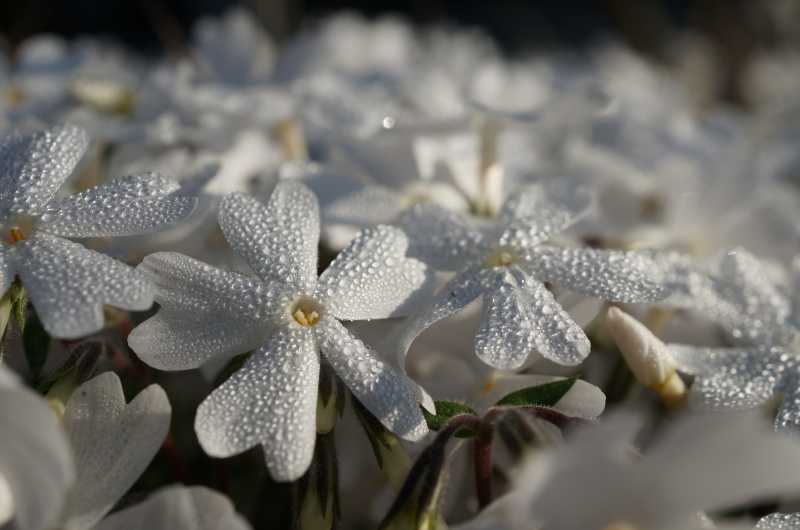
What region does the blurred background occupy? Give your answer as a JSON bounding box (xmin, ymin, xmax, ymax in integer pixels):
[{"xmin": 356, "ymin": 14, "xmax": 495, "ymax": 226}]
[{"xmin": 2, "ymin": 0, "xmax": 799, "ymax": 107}]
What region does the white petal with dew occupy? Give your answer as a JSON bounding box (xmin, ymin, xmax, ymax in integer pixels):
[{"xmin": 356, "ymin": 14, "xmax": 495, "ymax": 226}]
[
  {"xmin": 93, "ymin": 485, "xmax": 251, "ymax": 530},
  {"xmin": 513, "ymin": 269, "xmax": 590, "ymax": 366},
  {"xmin": 475, "ymin": 270, "xmax": 540, "ymax": 370},
  {"xmin": 498, "ymin": 184, "xmax": 593, "ymax": 249},
  {"xmin": 316, "ymin": 317, "xmax": 430, "ymax": 441},
  {"xmin": 395, "ymin": 203, "xmax": 486, "ymax": 271},
  {"xmin": 756, "ymin": 513, "xmax": 800, "ymax": 529},
  {"xmin": 195, "ymin": 327, "xmax": 319, "ymax": 482},
  {"xmin": 17, "ymin": 234, "xmax": 153, "ymax": 338},
  {"xmin": 130, "ymin": 252, "xmax": 281, "ymax": 370},
  {"xmin": 37, "ymin": 172, "xmax": 197, "ymax": 238},
  {"xmin": 58, "ymin": 372, "xmax": 170, "ymax": 530},
  {"xmin": 318, "ymin": 225, "xmax": 433, "ymax": 320},
  {"xmin": 219, "ymin": 182, "xmax": 319, "ymax": 289},
  {"xmin": 523, "ymin": 246, "xmax": 669, "ymax": 304},
  {"xmin": 0, "ymin": 124, "xmax": 90, "ymax": 219},
  {"xmin": 397, "ymin": 266, "xmax": 489, "ymax": 371},
  {"xmin": 0, "ymin": 244, "xmax": 15, "ymax": 298}
]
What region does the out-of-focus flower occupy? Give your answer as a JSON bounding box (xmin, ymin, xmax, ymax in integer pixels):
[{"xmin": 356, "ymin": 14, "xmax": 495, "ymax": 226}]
[
  {"xmin": 0, "ymin": 365, "xmax": 73, "ymax": 530},
  {"xmin": 455, "ymin": 411, "xmax": 800, "ymax": 530},
  {"xmin": 0, "ymin": 124, "xmax": 197, "ymax": 338},
  {"xmin": 667, "ymin": 248, "xmax": 800, "ymax": 435},
  {"xmin": 396, "ymin": 182, "xmax": 668, "ymax": 370},
  {"xmin": 129, "ymin": 181, "xmax": 434, "ymax": 481}
]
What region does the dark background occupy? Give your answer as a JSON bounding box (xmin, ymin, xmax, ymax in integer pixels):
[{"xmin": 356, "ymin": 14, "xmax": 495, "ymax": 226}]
[{"xmin": 0, "ymin": 0, "xmax": 794, "ymax": 105}]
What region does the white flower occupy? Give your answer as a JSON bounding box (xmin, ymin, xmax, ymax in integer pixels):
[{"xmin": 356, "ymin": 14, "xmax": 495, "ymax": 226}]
[
  {"xmin": 396, "ymin": 183, "xmax": 668, "ymax": 370},
  {"xmin": 0, "ymin": 366, "xmax": 73, "ymax": 530},
  {"xmin": 667, "ymin": 248, "xmax": 800, "ymax": 435},
  {"xmin": 455, "ymin": 410, "xmax": 800, "ymax": 530},
  {"xmin": 56, "ymin": 373, "xmax": 249, "ymax": 530},
  {"xmin": 128, "ymin": 181, "xmax": 434, "ymax": 481},
  {"xmin": 0, "ymin": 124, "xmax": 197, "ymax": 338}
]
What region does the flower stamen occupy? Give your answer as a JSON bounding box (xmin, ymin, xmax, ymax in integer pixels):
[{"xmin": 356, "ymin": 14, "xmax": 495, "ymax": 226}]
[
  {"xmin": 486, "ymin": 247, "xmax": 518, "ymax": 268},
  {"xmin": 291, "ymin": 298, "xmax": 324, "ymax": 326}
]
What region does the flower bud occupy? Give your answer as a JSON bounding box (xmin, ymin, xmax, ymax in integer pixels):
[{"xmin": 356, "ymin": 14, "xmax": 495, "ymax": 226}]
[
  {"xmin": 317, "ymin": 363, "xmax": 344, "ymax": 434},
  {"xmin": 606, "ymin": 306, "xmax": 687, "ymax": 409},
  {"xmin": 0, "ymin": 472, "xmax": 14, "ymax": 526}
]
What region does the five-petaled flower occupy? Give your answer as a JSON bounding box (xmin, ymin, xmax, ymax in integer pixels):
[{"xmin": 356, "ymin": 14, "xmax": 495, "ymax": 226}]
[
  {"xmin": 0, "ymin": 124, "xmax": 197, "ymax": 338},
  {"xmin": 129, "ymin": 181, "xmax": 434, "ymax": 481},
  {"xmin": 395, "ymin": 183, "xmax": 669, "ymax": 370}
]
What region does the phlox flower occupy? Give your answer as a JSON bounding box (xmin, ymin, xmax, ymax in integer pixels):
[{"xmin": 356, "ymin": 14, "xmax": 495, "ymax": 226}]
[
  {"xmin": 129, "ymin": 181, "xmax": 434, "ymax": 481},
  {"xmin": 396, "ymin": 182, "xmax": 668, "ymax": 370},
  {"xmin": 0, "ymin": 124, "xmax": 196, "ymax": 338},
  {"xmin": 667, "ymin": 248, "xmax": 800, "ymax": 436}
]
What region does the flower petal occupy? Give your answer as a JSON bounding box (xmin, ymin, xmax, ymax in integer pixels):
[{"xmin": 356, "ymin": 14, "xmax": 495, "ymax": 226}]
[
  {"xmin": 219, "ymin": 182, "xmax": 319, "ymax": 289},
  {"xmin": 756, "ymin": 513, "xmax": 800, "ymax": 529},
  {"xmin": 395, "ymin": 203, "xmax": 485, "ymax": 271},
  {"xmin": 129, "ymin": 252, "xmax": 280, "ymax": 370},
  {"xmin": 397, "ymin": 267, "xmax": 488, "ymax": 371},
  {"xmin": 17, "ymin": 234, "xmax": 153, "ymax": 339},
  {"xmin": 316, "ymin": 317, "xmax": 429, "ymax": 441},
  {"xmin": 195, "ymin": 327, "xmax": 319, "ymax": 482},
  {"xmin": 0, "ymin": 124, "xmax": 89, "ymax": 218},
  {"xmin": 37, "ymin": 173, "xmax": 197, "ymax": 238},
  {"xmin": 474, "ymin": 270, "xmax": 540, "ymax": 370},
  {"xmin": 317, "ymin": 225, "xmax": 433, "ymax": 320},
  {"xmin": 669, "ymin": 345, "xmax": 796, "ymax": 411},
  {"xmin": 58, "ymin": 373, "xmax": 170, "ymax": 530},
  {"xmin": 0, "ymin": 367, "xmax": 73, "ymax": 530},
  {"xmin": 498, "ymin": 183, "xmax": 593, "ymax": 249},
  {"xmin": 776, "ymin": 375, "xmax": 800, "ymax": 437},
  {"xmin": 0, "ymin": 244, "xmax": 16, "ymax": 297},
  {"xmin": 711, "ymin": 248, "xmax": 795, "ymax": 344},
  {"xmin": 93, "ymin": 485, "xmax": 251, "ymax": 530},
  {"xmin": 512, "ymin": 269, "xmax": 590, "ymax": 366},
  {"xmin": 323, "ymin": 185, "xmax": 406, "ymax": 227},
  {"xmin": 521, "ymin": 245, "xmax": 669, "ymax": 303}
]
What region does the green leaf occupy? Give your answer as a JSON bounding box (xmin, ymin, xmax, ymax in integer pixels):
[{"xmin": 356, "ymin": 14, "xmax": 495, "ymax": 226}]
[
  {"xmin": 23, "ymin": 313, "xmax": 52, "ymax": 379},
  {"xmin": 495, "ymin": 376, "xmax": 579, "ymax": 408},
  {"xmin": 421, "ymin": 401, "xmax": 478, "ymax": 437}
]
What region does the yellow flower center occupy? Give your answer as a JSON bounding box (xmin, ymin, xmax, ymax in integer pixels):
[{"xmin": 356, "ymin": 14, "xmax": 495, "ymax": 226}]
[
  {"xmin": 485, "ymin": 246, "xmax": 517, "ymax": 268},
  {"xmin": 291, "ymin": 299, "xmax": 324, "ymax": 326},
  {"xmin": 2, "ymin": 218, "xmax": 34, "ymax": 245}
]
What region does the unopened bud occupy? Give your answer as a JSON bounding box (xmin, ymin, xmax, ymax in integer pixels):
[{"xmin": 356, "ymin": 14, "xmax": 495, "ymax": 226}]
[
  {"xmin": 606, "ymin": 306, "xmax": 687, "ymax": 409},
  {"xmin": 0, "ymin": 472, "xmax": 14, "ymax": 526},
  {"xmin": 44, "ymin": 376, "xmax": 78, "ymax": 420},
  {"xmin": 317, "ymin": 364, "xmax": 344, "ymax": 434},
  {"xmin": 298, "ymin": 485, "xmax": 334, "ymax": 530}
]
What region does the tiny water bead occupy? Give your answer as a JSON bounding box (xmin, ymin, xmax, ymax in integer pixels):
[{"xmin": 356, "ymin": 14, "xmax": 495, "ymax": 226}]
[
  {"xmin": 291, "ymin": 298, "xmax": 324, "ymax": 326},
  {"xmin": 485, "ymin": 246, "xmax": 518, "ymax": 268}
]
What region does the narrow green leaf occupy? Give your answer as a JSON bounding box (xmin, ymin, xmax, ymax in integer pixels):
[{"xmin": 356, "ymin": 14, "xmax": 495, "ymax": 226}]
[
  {"xmin": 421, "ymin": 400, "xmax": 478, "ymax": 436},
  {"xmin": 495, "ymin": 376, "xmax": 579, "ymax": 408},
  {"xmin": 23, "ymin": 313, "xmax": 52, "ymax": 379}
]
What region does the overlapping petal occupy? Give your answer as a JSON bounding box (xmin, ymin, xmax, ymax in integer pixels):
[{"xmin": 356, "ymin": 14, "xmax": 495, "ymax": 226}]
[
  {"xmin": 17, "ymin": 234, "xmax": 153, "ymax": 338},
  {"xmin": 219, "ymin": 183, "xmax": 319, "ymax": 289},
  {"xmin": 474, "ymin": 270, "xmax": 539, "ymax": 370},
  {"xmin": 57, "ymin": 373, "xmax": 170, "ymax": 530},
  {"xmin": 397, "ymin": 266, "xmax": 489, "ymax": 369},
  {"xmin": 0, "ymin": 124, "xmax": 90, "ymax": 219},
  {"xmin": 37, "ymin": 173, "xmax": 197, "ymax": 238},
  {"xmin": 757, "ymin": 513, "xmax": 800, "ymax": 529},
  {"xmin": 129, "ymin": 252, "xmax": 282, "ymax": 369},
  {"xmin": 323, "ymin": 185, "xmax": 406, "ymax": 226},
  {"xmin": 195, "ymin": 327, "xmax": 319, "ymax": 481},
  {"xmin": 317, "ymin": 225, "xmax": 433, "ymax": 320},
  {"xmin": 522, "ymin": 245, "xmax": 669, "ymax": 303},
  {"xmin": 513, "ymin": 268, "xmax": 590, "ymax": 366},
  {"xmin": 94, "ymin": 485, "xmax": 251, "ymax": 530},
  {"xmin": 396, "ymin": 203, "xmax": 486, "ymax": 271},
  {"xmin": 316, "ymin": 317, "xmax": 430, "ymax": 440}
]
